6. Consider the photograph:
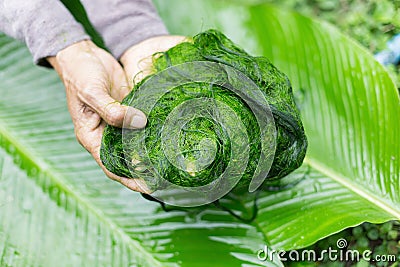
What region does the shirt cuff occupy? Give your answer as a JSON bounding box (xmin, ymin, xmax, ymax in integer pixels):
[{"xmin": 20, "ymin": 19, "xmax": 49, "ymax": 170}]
[
  {"xmin": 0, "ymin": 0, "xmax": 91, "ymax": 67},
  {"xmin": 32, "ymin": 24, "xmax": 90, "ymax": 67},
  {"xmin": 81, "ymin": 0, "xmax": 168, "ymax": 59}
]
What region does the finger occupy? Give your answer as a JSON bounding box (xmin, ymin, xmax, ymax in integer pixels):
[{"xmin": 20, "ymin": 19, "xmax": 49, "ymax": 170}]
[
  {"xmin": 75, "ymin": 105, "xmax": 102, "ymax": 131},
  {"xmin": 127, "ymin": 55, "xmax": 153, "ymax": 88},
  {"xmin": 98, "ymin": 157, "xmax": 151, "ymax": 194},
  {"xmin": 84, "ymin": 92, "xmax": 147, "ymax": 129},
  {"xmin": 119, "ymin": 177, "xmax": 151, "ymax": 194},
  {"xmin": 73, "ymin": 112, "xmax": 104, "ymax": 153},
  {"xmin": 121, "ymin": 35, "xmax": 187, "ymax": 87},
  {"xmin": 109, "ymin": 65, "xmax": 131, "ymax": 102},
  {"xmin": 87, "ymin": 130, "xmax": 151, "ymax": 194}
]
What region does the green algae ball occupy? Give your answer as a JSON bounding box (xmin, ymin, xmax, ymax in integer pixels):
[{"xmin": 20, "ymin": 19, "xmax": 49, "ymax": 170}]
[{"xmin": 100, "ymin": 29, "xmax": 307, "ymax": 196}]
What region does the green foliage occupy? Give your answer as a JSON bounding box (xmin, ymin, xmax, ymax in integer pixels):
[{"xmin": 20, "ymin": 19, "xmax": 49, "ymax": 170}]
[
  {"xmin": 270, "ymin": 0, "xmax": 400, "ymax": 52},
  {"xmin": 235, "ymin": 0, "xmax": 400, "ymax": 51},
  {"xmin": 263, "ymin": 0, "xmax": 400, "ymax": 86},
  {"xmin": 100, "ymin": 29, "xmax": 307, "ymax": 189},
  {"xmin": 288, "ymin": 221, "xmax": 400, "ymax": 266}
]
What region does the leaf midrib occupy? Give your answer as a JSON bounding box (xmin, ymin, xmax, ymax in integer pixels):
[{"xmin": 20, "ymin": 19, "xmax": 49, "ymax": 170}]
[
  {"xmin": 0, "ymin": 122, "xmax": 164, "ymax": 267},
  {"xmin": 304, "ymin": 156, "xmax": 400, "ymax": 219}
]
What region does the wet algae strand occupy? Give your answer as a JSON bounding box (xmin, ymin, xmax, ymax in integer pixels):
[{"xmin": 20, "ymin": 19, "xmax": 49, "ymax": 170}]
[{"xmin": 100, "ymin": 30, "xmax": 307, "ymax": 191}]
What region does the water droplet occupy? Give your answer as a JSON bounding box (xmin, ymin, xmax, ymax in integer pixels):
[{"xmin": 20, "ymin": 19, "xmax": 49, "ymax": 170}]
[
  {"xmin": 22, "ymin": 199, "xmax": 33, "ymax": 211},
  {"xmin": 30, "ymin": 168, "xmax": 38, "ymax": 176},
  {"xmin": 313, "ymin": 183, "xmax": 322, "ymax": 192},
  {"xmin": 14, "ymin": 155, "xmax": 22, "ymax": 165},
  {"xmin": 8, "ymin": 145, "xmax": 16, "ymax": 154}
]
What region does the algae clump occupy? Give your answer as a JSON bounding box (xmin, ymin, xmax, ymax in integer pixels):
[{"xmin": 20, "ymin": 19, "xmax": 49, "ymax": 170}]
[{"xmin": 100, "ymin": 29, "xmax": 307, "ymax": 192}]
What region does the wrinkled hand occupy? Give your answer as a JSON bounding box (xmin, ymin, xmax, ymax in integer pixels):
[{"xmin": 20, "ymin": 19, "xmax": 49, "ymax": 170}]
[
  {"xmin": 47, "ymin": 40, "xmax": 149, "ymax": 193},
  {"xmin": 120, "ymin": 35, "xmax": 187, "ymax": 87}
]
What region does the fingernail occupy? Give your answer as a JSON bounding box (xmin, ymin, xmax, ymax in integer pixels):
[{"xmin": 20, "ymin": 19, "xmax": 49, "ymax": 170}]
[{"xmin": 130, "ymin": 114, "xmax": 147, "ymax": 129}]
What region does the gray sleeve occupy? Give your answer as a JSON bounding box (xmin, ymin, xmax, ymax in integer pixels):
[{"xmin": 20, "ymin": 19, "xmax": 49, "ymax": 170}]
[
  {"xmin": 80, "ymin": 0, "xmax": 168, "ymax": 60},
  {"xmin": 0, "ymin": 0, "xmax": 90, "ymax": 66}
]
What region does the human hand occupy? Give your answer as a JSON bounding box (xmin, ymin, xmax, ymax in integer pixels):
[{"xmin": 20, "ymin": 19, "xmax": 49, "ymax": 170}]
[
  {"xmin": 47, "ymin": 40, "xmax": 150, "ymax": 193},
  {"xmin": 120, "ymin": 35, "xmax": 187, "ymax": 87}
]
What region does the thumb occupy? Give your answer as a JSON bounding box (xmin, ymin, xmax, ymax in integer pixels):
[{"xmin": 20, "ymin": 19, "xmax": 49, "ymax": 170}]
[{"xmin": 89, "ymin": 93, "xmax": 147, "ymax": 129}]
